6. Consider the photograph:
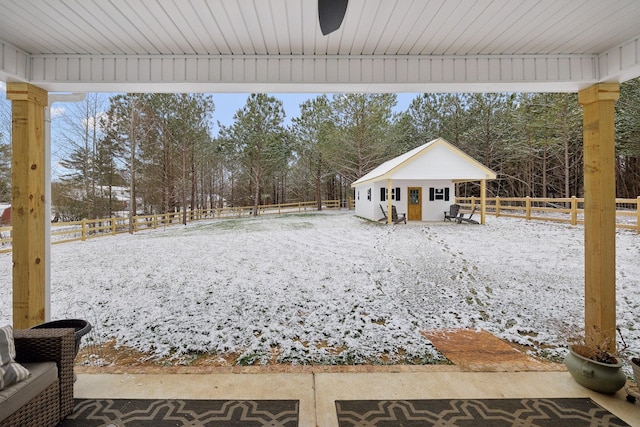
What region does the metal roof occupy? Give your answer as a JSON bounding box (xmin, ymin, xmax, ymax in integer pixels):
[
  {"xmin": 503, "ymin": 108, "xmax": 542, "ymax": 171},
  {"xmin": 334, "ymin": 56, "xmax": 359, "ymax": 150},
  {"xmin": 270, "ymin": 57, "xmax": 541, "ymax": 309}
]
[{"xmin": 1, "ymin": 0, "xmax": 639, "ymax": 92}]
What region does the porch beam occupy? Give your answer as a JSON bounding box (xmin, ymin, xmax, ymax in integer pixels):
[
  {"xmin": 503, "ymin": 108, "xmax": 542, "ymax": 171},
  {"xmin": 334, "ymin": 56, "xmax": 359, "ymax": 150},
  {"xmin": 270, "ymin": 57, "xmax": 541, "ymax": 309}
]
[
  {"xmin": 26, "ymin": 53, "xmax": 599, "ymax": 94},
  {"xmin": 578, "ymin": 83, "xmax": 619, "ymax": 351},
  {"xmin": 480, "ymin": 180, "xmax": 487, "ymax": 225},
  {"xmin": 6, "ymin": 82, "xmax": 48, "ymax": 329},
  {"xmin": 387, "ymin": 179, "xmax": 393, "ymax": 225}
]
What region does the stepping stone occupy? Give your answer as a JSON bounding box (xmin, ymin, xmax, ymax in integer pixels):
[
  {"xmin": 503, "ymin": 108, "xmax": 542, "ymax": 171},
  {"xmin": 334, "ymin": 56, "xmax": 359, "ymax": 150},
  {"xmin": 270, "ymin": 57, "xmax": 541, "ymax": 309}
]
[{"xmin": 421, "ymin": 328, "xmax": 562, "ymax": 372}]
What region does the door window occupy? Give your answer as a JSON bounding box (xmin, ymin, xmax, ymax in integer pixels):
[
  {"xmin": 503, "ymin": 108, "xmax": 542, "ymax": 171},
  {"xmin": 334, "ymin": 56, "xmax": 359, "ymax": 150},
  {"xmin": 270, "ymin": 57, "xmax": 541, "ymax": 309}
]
[{"xmin": 410, "ymin": 189, "xmax": 420, "ymax": 204}]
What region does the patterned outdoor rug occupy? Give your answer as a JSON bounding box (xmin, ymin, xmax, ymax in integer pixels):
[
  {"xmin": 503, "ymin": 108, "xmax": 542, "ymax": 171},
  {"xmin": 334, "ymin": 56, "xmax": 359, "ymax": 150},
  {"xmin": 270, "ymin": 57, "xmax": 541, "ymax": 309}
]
[
  {"xmin": 58, "ymin": 399, "xmax": 299, "ymax": 426},
  {"xmin": 335, "ymin": 398, "xmax": 629, "ymax": 427}
]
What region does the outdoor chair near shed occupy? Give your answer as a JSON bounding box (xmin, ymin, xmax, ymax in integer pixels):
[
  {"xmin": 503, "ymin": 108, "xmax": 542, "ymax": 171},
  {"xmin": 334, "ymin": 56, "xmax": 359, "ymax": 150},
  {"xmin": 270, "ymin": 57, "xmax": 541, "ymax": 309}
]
[
  {"xmin": 456, "ymin": 205, "xmax": 479, "ymax": 224},
  {"xmin": 378, "ymin": 204, "xmax": 388, "ymax": 222},
  {"xmin": 391, "ymin": 206, "xmax": 406, "ymax": 224},
  {"xmin": 378, "ymin": 204, "xmax": 406, "ymax": 224},
  {"xmin": 444, "ymin": 204, "xmax": 461, "ymax": 221}
]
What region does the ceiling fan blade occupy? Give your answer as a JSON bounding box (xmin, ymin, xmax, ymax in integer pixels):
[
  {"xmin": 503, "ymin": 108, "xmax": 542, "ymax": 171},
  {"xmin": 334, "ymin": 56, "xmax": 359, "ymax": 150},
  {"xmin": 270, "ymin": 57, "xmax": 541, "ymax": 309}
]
[{"xmin": 318, "ymin": 0, "xmax": 348, "ymax": 35}]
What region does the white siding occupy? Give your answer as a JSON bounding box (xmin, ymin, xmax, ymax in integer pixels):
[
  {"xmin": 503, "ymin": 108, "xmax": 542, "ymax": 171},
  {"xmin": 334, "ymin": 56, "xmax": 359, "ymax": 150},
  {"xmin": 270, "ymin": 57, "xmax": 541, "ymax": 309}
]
[
  {"xmin": 354, "ymin": 180, "xmax": 455, "ymax": 223},
  {"xmin": 392, "ymin": 144, "xmax": 490, "ymax": 181},
  {"xmin": 419, "ymin": 180, "xmax": 455, "ymax": 222},
  {"xmin": 353, "ymin": 185, "xmax": 379, "ymax": 222},
  {"xmin": 398, "ymin": 179, "xmax": 454, "ymax": 222}
]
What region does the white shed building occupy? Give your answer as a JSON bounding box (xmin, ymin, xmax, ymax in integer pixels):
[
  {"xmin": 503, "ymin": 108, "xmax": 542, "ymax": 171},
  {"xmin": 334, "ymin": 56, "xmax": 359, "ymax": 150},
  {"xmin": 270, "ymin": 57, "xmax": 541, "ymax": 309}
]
[{"xmin": 351, "ymin": 138, "xmax": 497, "ymax": 223}]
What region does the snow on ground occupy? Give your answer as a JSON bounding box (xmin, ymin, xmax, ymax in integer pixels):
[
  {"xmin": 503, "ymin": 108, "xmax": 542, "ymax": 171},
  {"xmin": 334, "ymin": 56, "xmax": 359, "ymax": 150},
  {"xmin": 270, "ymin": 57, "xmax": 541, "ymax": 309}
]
[{"xmin": 1, "ymin": 211, "xmax": 639, "ymax": 367}]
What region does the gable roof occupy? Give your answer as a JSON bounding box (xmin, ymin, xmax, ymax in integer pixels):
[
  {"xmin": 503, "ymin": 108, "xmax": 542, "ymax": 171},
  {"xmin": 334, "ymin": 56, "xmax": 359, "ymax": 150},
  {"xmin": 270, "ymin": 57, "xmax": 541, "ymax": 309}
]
[{"xmin": 351, "ymin": 138, "xmax": 497, "ymax": 187}]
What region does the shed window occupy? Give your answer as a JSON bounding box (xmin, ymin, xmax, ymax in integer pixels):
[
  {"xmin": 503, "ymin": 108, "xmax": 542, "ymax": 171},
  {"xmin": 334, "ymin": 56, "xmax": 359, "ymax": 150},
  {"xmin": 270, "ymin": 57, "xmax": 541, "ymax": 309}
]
[
  {"xmin": 429, "ymin": 187, "xmax": 450, "ymax": 201},
  {"xmin": 367, "ymin": 189, "xmax": 371, "ymax": 201},
  {"xmin": 380, "ymin": 187, "xmax": 401, "ymax": 201}
]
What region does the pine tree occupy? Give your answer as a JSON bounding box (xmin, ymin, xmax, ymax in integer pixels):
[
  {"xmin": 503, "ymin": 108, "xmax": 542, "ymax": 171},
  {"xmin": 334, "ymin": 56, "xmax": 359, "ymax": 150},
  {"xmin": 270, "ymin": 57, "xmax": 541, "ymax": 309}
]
[
  {"xmin": 330, "ymin": 93, "xmax": 397, "ymax": 183},
  {"xmin": 291, "ymin": 95, "xmax": 336, "ymax": 210},
  {"xmin": 616, "ymin": 78, "xmax": 640, "ymax": 197},
  {"xmin": 219, "ymin": 94, "xmax": 287, "ymax": 215}
]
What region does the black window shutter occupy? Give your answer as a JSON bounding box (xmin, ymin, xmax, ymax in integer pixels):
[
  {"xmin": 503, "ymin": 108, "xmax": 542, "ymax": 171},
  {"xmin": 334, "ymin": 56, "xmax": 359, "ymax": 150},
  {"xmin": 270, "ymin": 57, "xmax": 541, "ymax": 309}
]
[
  {"xmin": 380, "ymin": 188, "xmax": 386, "ymax": 201},
  {"xmin": 445, "ymin": 187, "xmax": 450, "ymax": 201},
  {"xmin": 429, "ymin": 188, "xmax": 435, "ymax": 201},
  {"xmin": 395, "ymin": 187, "xmax": 401, "ymax": 201}
]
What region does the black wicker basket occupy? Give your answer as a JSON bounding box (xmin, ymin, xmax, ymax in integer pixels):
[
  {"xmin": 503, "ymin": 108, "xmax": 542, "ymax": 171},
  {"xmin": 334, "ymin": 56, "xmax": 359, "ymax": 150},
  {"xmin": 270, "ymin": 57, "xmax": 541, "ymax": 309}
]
[{"xmin": 32, "ymin": 319, "xmax": 92, "ymax": 357}]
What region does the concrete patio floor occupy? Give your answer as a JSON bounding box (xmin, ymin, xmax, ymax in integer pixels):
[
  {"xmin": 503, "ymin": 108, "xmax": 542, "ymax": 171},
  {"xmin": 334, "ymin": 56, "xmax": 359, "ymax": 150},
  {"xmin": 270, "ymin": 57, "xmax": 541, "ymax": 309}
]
[{"xmin": 74, "ymin": 365, "xmax": 640, "ymax": 426}]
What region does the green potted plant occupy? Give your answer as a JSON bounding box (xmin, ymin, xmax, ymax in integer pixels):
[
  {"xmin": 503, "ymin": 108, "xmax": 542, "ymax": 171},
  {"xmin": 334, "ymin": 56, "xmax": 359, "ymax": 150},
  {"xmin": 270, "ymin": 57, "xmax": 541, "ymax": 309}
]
[{"xmin": 564, "ymin": 332, "xmax": 627, "ymax": 394}]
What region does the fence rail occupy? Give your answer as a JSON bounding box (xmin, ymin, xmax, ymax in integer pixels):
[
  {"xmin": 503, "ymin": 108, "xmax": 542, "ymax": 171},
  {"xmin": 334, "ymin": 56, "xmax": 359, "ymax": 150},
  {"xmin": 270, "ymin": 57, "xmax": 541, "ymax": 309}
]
[
  {"xmin": 0, "ymin": 200, "xmax": 349, "ymax": 254},
  {"xmin": 456, "ymin": 196, "xmax": 640, "ymax": 233},
  {"xmin": 1, "ymin": 197, "xmax": 637, "ymax": 254}
]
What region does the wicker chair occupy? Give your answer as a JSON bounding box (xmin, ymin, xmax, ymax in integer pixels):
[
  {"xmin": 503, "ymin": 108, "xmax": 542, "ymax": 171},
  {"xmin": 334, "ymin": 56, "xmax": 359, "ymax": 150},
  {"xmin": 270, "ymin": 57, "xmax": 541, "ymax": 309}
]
[{"xmin": 0, "ymin": 328, "xmax": 75, "ymax": 427}]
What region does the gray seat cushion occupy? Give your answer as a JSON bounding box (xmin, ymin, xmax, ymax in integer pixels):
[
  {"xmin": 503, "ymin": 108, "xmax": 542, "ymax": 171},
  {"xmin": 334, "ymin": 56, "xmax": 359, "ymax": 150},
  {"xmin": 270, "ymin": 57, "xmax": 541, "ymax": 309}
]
[{"xmin": 0, "ymin": 362, "xmax": 58, "ymax": 423}]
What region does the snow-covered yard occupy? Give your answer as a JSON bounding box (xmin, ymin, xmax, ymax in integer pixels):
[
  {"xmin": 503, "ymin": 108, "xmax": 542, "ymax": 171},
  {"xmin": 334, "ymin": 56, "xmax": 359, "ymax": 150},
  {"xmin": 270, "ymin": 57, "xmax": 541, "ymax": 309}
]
[{"xmin": 1, "ymin": 211, "xmax": 639, "ymax": 367}]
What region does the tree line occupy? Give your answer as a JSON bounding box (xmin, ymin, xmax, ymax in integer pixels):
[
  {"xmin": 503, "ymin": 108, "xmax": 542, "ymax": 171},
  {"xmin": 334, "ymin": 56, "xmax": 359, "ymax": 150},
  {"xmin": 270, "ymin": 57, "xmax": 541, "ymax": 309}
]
[{"xmin": 0, "ymin": 79, "xmax": 639, "ymax": 221}]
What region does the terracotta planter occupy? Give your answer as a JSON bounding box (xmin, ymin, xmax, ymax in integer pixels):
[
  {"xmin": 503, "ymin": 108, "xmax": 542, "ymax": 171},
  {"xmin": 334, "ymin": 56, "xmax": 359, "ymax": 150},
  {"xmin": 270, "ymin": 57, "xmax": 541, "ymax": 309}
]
[{"xmin": 564, "ymin": 346, "xmax": 626, "ymax": 393}]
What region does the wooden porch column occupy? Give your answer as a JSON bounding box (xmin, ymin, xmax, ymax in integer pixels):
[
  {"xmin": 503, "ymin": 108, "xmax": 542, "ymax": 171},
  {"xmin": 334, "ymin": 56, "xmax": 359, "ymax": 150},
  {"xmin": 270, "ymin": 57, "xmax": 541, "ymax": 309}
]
[
  {"xmin": 6, "ymin": 83, "xmax": 49, "ymax": 329},
  {"xmin": 578, "ymin": 83, "xmax": 619, "ymax": 351},
  {"xmin": 387, "ymin": 179, "xmax": 393, "ymax": 224},
  {"xmin": 480, "ymin": 179, "xmax": 487, "ymax": 225}
]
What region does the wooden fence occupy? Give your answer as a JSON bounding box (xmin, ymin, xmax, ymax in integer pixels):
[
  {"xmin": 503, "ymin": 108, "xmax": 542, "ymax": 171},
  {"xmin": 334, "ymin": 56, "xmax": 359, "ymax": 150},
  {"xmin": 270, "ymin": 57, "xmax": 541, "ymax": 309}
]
[
  {"xmin": 0, "ymin": 200, "xmax": 348, "ymax": 254},
  {"xmin": 456, "ymin": 196, "xmax": 640, "ymax": 233},
  {"xmin": 1, "ymin": 196, "xmax": 638, "ymax": 254}
]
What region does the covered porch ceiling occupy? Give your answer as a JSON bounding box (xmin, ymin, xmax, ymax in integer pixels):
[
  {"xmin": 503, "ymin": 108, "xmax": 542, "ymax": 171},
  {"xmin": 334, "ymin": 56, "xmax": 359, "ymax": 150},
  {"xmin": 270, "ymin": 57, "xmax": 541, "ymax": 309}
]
[{"xmin": 1, "ymin": 0, "xmax": 640, "ymax": 93}]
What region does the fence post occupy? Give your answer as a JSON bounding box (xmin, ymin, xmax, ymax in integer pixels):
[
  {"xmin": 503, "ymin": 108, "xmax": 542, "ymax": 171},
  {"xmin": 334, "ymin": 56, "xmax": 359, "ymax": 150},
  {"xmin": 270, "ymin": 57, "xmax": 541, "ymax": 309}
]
[
  {"xmin": 81, "ymin": 219, "xmax": 87, "ymax": 241},
  {"xmin": 525, "ymin": 196, "xmax": 531, "ymax": 220},
  {"xmin": 134, "ymin": 216, "xmax": 139, "ymax": 233},
  {"xmin": 495, "ymin": 197, "xmax": 501, "ymax": 217},
  {"xmin": 153, "ymin": 214, "xmax": 157, "ymax": 229},
  {"xmin": 111, "ymin": 217, "xmax": 116, "ymax": 235},
  {"xmin": 571, "ymin": 196, "xmax": 578, "ymax": 226}
]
